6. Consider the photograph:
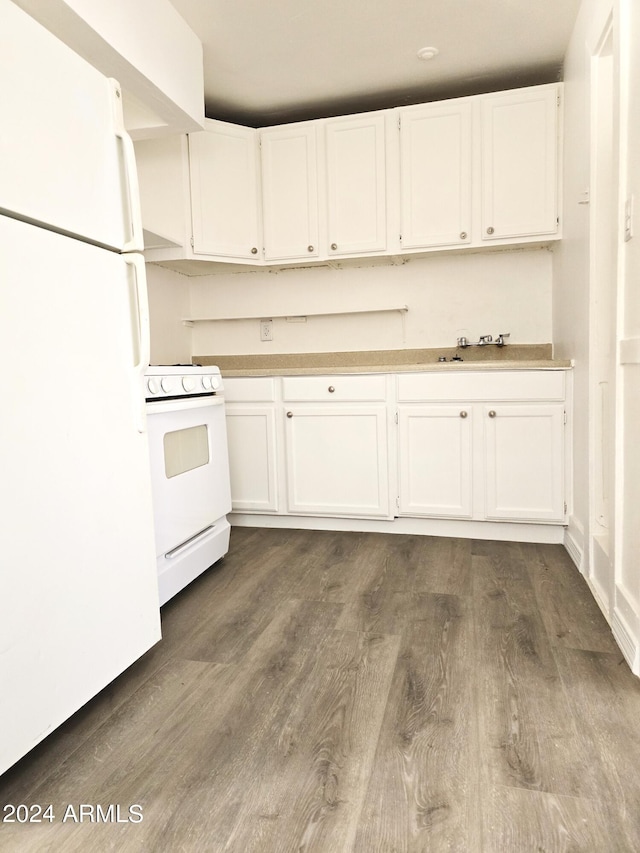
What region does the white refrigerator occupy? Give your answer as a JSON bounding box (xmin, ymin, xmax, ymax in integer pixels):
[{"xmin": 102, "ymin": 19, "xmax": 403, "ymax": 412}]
[{"xmin": 0, "ymin": 1, "xmax": 161, "ymax": 775}]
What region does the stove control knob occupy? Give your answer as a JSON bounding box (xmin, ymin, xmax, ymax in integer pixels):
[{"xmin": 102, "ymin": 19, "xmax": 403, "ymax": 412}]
[
  {"xmin": 201, "ymin": 376, "xmax": 212, "ymax": 390},
  {"xmin": 210, "ymin": 375, "xmax": 221, "ymax": 390},
  {"xmin": 160, "ymin": 376, "xmax": 174, "ymax": 393},
  {"xmin": 182, "ymin": 376, "xmax": 196, "ymax": 392},
  {"xmin": 147, "ymin": 377, "xmax": 160, "ymax": 395}
]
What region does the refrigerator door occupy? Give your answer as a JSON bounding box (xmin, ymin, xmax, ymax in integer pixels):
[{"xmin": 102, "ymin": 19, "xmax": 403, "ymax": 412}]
[
  {"xmin": 0, "ymin": 0, "xmax": 142, "ymax": 252},
  {"xmin": 0, "ymin": 215, "xmax": 160, "ymax": 775}
]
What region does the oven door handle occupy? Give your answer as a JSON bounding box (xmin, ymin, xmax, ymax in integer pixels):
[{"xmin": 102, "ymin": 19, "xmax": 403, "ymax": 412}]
[{"xmin": 164, "ymin": 524, "xmax": 217, "ymax": 560}]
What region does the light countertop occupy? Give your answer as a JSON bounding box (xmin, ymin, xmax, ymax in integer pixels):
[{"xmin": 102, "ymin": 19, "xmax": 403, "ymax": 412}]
[{"xmin": 195, "ymin": 345, "xmax": 572, "ymax": 377}]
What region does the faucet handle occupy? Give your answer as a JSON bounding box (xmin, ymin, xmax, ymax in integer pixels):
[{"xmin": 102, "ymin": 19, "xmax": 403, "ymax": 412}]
[{"xmin": 496, "ymin": 332, "xmax": 510, "ymax": 346}]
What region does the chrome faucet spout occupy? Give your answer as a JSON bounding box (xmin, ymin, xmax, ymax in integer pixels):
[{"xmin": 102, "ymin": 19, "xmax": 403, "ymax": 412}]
[{"xmin": 456, "ymin": 332, "xmax": 510, "ymax": 349}]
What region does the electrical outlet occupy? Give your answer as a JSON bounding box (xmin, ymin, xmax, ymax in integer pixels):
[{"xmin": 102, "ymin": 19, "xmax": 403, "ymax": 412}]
[{"xmin": 260, "ymin": 319, "xmax": 273, "ymax": 342}]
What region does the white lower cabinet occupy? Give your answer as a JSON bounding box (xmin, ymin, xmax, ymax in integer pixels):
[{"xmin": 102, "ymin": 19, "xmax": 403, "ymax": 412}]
[
  {"xmin": 284, "ymin": 404, "xmax": 390, "ymax": 517},
  {"xmin": 397, "ymin": 371, "xmax": 567, "ymax": 524},
  {"xmin": 483, "ymin": 403, "xmax": 565, "ymax": 522},
  {"xmin": 225, "ymin": 405, "xmax": 279, "ymax": 512},
  {"xmin": 398, "ymin": 405, "xmax": 473, "ymax": 517},
  {"xmin": 225, "ymin": 370, "xmax": 567, "ymax": 529},
  {"xmin": 282, "ymin": 374, "xmax": 391, "ymax": 518},
  {"xmin": 224, "ymin": 378, "xmax": 279, "ymax": 513}
]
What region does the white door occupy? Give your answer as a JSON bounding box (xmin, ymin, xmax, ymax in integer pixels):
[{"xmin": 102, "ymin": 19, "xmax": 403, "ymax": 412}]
[
  {"xmin": 0, "ymin": 216, "xmax": 160, "ymax": 775},
  {"xmin": 398, "ymin": 405, "xmax": 473, "ymax": 518},
  {"xmin": 284, "ymin": 406, "xmax": 390, "ymax": 517},
  {"xmin": 324, "ymin": 113, "xmax": 387, "ymax": 255},
  {"xmin": 0, "ymin": 0, "xmax": 140, "ymax": 252},
  {"xmin": 226, "ymin": 405, "xmax": 279, "ymax": 512},
  {"xmin": 189, "ymin": 120, "xmax": 262, "ymax": 260},
  {"xmin": 483, "ymin": 404, "xmax": 565, "ymax": 522},
  {"xmin": 481, "ymin": 84, "xmax": 559, "ymax": 240},
  {"xmin": 260, "ymin": 122, "xmax": 319, "ymax": 261},
  {"xmin": 399, "ymin": 100, "xmax": 472, "ymax": 248}
]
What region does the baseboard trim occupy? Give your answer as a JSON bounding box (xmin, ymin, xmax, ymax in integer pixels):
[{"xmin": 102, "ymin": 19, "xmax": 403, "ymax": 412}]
[
  {"xmin": 229, "ymin": 513, "xmax": 566, "ymax": 544},
  {"xmin": 612, "ymin": 609, "xmax": 638, "ymax": 674},
  {"xmin": 563, "ymin": 528, "xmax": 583, "ymax": 571}
]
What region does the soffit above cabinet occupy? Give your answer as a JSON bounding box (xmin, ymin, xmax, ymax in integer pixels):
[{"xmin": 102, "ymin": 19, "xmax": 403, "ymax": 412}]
[
  {"xmin": 170, "ymin": 0, "xmax": 580, "ymax": 126},
  {"xmin": 12, "ymin": 0, "xmax": 205, "ymax": 137}
]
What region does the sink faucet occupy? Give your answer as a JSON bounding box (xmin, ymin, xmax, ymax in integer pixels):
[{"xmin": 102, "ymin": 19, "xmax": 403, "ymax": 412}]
[{"xmin": 456, "ymin": 333, "xmax": 510, "ymax": 348}]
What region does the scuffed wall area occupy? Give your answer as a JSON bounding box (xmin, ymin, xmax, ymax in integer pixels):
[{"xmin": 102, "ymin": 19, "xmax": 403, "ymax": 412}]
[{"xmin": 186, "ymin": 248, "xmax": 553, "ymax": 356}]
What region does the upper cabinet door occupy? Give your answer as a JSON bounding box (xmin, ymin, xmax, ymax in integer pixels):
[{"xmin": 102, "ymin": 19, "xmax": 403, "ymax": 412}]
[
  {"xmin": 189, "ymin": 120, "xmax": 261, "ymax": 260},
  {"xmin": 260, "ymin": 123, "xmax": 319, "ymax": 261},
  {"xmin": 324, "ymin": 113, "xmax": 387, "ymax": 256},
  {"xmin": 481, "ymin": 84, "xmax": 559, "ymax": 240},
  {"xmin": 399, "ymin": 100, "xmax": 472, "ymax": 249}
]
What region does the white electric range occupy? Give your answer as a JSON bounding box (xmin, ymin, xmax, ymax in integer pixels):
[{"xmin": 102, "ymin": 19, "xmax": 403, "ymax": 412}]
[{"xmin": 145, "ymin": 365, "xmax": 231, "ymax": 605}]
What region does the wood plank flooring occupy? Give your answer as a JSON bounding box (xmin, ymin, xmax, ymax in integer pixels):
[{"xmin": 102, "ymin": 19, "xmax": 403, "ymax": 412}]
[{"xmin": 1, "ymin": 528, "xmax": 639, "ymax": 852}]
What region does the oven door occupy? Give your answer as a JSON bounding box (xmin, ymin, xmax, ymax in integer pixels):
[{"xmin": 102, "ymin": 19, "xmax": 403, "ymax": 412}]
[{"xmin": 146, "ymin": 396, "xmax": 232, "ymax": 559}]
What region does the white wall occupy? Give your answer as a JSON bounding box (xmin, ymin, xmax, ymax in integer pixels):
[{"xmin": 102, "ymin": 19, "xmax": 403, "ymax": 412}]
[
  {"xmin": 147, "ymin": 264, "xmax": 191, "ymax": 364},
  {"xmin": 552, "ymin": 0, "xmax": 613, "ymax": 568},
  {"xmin": 554, "ymin": 0, "xmax": 640, "ymax": 674},
  {"xmin": 615, "ymin": 0, "xmax": 640, "ymax": 666},
  {"xmin": 186, "ymin": 249, "xmax": 553, "ymax": 356}
]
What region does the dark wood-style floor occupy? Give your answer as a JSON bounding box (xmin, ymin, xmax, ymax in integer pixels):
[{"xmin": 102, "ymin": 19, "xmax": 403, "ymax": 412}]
[{"xmin": 2, "ymin": 527, "xmax": 640, "ymax": 852}]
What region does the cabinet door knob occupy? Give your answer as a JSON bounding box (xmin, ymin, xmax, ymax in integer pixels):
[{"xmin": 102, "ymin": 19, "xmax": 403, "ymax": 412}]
[
  {"xmin": 459, "ymin": 231, "xmax": 467, "ymax": 240},
  {"xmin": 486, "ymin": 226, "xmax": 495, "ymax": 235},
  {"xmin": 330, "ymin": 242, "xmax": 338, "ymax": 250},
  {"xmin": 488, "ymin": 410, "xmax": 496, "ymax": 418},
  {"xmin": 286, "ymin": 411, "xmax": 293, "ymax": 418},
  {"xmin": 328, "ymin": 386, "xmax": 335, "ymax": 393},
  {"xmin": 251, "ymin": 247, "xmax": 258, "ymax": 254},
  {"xmin": 460, "ymin": 410, "xmax": 468, "ymax": 418},
  {"xmin": 307, "ymin": 245, "xmax": 314, "ymax": 253}
]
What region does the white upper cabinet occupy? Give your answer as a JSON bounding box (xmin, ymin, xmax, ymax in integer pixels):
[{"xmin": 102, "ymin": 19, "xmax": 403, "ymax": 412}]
[
  {"xmin": 260, "ymin": 122, "xmax": 319, "ymax": 261},
  {"xmin": 481, "ymin": 84, "xmax": 559, "ymax": 240},
  {"xmin": 189, "ymin": 119, "xmax": 261, "ymax": 260},
  {"xmin": 399, "ymin": 100, "xmax": 472, "ymax": 249},
  {"xmin": 323, "ymin": 112, "xmax": 388, "ymax": 256},
  {"xmin": 135, "ymin": 134, "xmax": 191, "ymax": 252},
  {"xmin": 135, "ymin": 83, "xmax": 562, "ymax": 271}
]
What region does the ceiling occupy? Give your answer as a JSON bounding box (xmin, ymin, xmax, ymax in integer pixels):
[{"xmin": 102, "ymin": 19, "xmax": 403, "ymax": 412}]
[{"xmin": 169, "ymin": 0, "xmax": 582, "ymax": 128}]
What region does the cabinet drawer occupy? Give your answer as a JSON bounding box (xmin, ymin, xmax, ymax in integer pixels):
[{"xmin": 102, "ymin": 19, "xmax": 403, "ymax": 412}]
[
  {"xmin": 282, "ymin": 374, "xmax": 387, "ymax": 402},
  {"xmin": 397, "ymin": 370, "xmax": 565, "ymax": 402},
  {"xmin": 223, "ymin": 377, "xmax": 277, "ymax": 402}
]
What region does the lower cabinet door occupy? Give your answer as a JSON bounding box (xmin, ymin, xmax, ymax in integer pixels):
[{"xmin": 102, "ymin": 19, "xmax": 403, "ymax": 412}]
[
  {"xmin": 226, "ymin": 405, "xmax": 279, "ymax": 512},
  {"xmin": 483, "ymin": 404, "xmax": 565, "ymax": 521},
  {"xmin": 284, "ymin": 405, "xmax": 390, "ymax": 517},
  {"xmin": 398, "ymin": 405, "xmax": 473, "ymax": 518}
]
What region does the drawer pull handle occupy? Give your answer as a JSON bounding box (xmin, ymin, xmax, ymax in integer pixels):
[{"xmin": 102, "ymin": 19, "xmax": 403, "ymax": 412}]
[
  {"xmin": 328, "ymin": 386, "xmax": 335, "ymax": 393},
  {"xmin": 330, "ymin": 242, "xmax": 338, "ymax": 250},
  {"xmin": 486, "ymin": 226, "xmax": 495, "ymax": 235},
  {"xmin": 459, "ymin": 231, "xmax": 467, "ymax": 240},
  {"xmin": 488, "ymin": 410, "xmax": 496, "ymax": 418},
  {"xmin": 286, "ymin": 411, "xmax": 293, "ymax": 418},
  {"xmin": 460, "ymin": 410, "xmax": 468, "ymax": 418},
  {"xmin": 307, "ymin": 245, "xmax": 315, "ymax": 253}
]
